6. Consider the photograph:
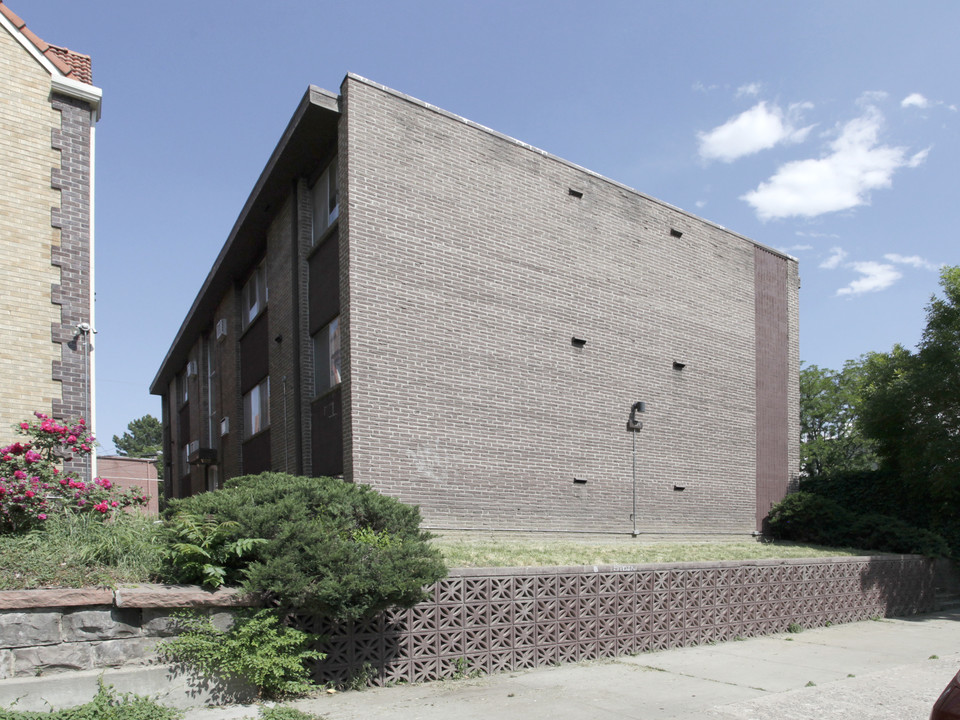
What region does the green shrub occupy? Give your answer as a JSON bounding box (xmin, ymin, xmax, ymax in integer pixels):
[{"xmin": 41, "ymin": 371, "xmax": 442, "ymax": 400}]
[
  {"xmin": 767, "ymin": 491, "xmax": 948, "ymax": 557},
  {"xmin": 163, "ymin": 473, "xmax": 447, "ymax": 620},
  {"xmin": 0, "ymin": 680, "xmax": 179, "ymax": 719},
  {"xmin": 158, "ymin": 609, "xmax": 322, "ymax": 699},
  {"xmin": 766, "ymin": 492, "xmax": 854, "ymax": 547}
]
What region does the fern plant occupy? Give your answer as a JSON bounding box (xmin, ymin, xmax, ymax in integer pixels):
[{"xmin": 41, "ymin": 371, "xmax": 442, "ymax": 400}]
[{"xmin": 163, "ymin": 512, "xmax": 266, "ymax": 588}]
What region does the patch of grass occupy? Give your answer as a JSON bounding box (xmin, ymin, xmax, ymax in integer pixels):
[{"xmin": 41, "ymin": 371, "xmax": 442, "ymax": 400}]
[
  {"xmin": 258, "ymin": 707, "xmax": 322, "ymax": 720},
  {"xmin": 0, "ymin": 512, "xmax": 164, "ymax": 589},
  {"xmin": 0, "ymin": 680, "xmax": 179, "ymax": 719},
  {"xmin": 787, "ymin": 622, "xmax": 803, "ymax": 634},
  {"xmin": 433, "ymin": 537, "xmax": 866, "ymax": 568}
]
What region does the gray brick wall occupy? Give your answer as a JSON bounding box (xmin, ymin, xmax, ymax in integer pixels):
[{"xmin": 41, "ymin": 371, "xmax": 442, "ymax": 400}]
[{"xmin": 340, "ymin": 77, "xmax": 798, "ymax": 534}]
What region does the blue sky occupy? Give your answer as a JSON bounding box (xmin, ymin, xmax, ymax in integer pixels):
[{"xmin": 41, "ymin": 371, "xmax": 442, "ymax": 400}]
[{"xmin": 17, "ymin": 1, "xmax": 959, "ymax": 452}]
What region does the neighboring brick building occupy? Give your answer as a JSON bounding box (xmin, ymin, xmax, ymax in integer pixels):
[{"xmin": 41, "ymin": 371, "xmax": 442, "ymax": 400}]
[
  {"xmin": 151, "ymin": 75, "xmax": 799, "ymax": 535},
  {"xmin": 0, "ymin": 3, "xmax": 101, "ymax": 478}
]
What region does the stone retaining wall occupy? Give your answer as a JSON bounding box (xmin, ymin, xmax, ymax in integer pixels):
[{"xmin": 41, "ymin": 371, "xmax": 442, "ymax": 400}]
[
  {"xmin": 0, "ymin": 586, "xmax": 252, "ymax": 679},
  {"xmin": 0, "ymin": 556, "xmax": 937, "ymax": 684}
]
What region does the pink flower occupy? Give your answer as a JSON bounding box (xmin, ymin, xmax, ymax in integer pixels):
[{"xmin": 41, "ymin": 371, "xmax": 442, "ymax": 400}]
[
  {"xmin": 24, "ymin": 450, "xmax": 41, "ymax": 464},
  {"xmin": 96, "ymin": 478, "xmax": 112, "ymax": 490},
  {"xmin": 13, "ymin": 471, "xmax": 26, "ymax": 480},
  {"xmin": 110, "ymin": 500, "xmax": 119, "ymax": 508},
  {"xmin": 24, "ymin": 490, "xmax": 34, "ymax": 498},
  {"xmin": 80, "ymin": 444, "xmax": 90, "ymax": 452},
  {"xmin": 19, "ymin": 423, "xmax": 29, "ymax": 430},
  {"xmin": 93, "ymin": 502, "xmax": 108, "ymax": 514},
  {"xmin": 37, "ymin": 513, "xmax": 46, "ymax": 520},
  {"xmin": 52, "ymin": 468, "xmax": 59, "ymax": 475},
  {"xmin": 67, "ymin": 435, "xmax": 77, "ymax": 444}
]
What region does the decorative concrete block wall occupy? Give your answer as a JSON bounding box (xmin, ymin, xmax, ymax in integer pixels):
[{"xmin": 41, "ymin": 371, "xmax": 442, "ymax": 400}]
[
  {"xmin": 0, "ymin": 557, "xmax": 936, "ymax": 685},
  {"xmin": 306, "ymin": 556, "xmax": 935, "ymax": 686}
]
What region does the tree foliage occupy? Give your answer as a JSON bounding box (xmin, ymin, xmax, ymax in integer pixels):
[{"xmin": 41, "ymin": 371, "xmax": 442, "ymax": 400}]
[
  {"xmin": 112, "ymin": 414, "xmax": 163, "ymax": 478},
  {"xmin": 800, "ymin": 361, "xmax": 877, "ymax": 477},
  {"xmin": 856, "ymin": 266, "xmax": 960, "ymax": 546}
]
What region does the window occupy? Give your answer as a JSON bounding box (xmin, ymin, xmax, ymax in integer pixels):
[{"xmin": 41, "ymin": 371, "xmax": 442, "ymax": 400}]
[
  {"xmin": 311, "ymin": 157, "xmax": 339, "ymax": 244},
  {"xmin": 312, "ymin": 316, "xmax": 341, "ymax": 396},
  {"xmin": 243, "ymin": 377, "xmax": 270, "ymax": 439},
  {"xmin": 177, "ymin": 370, "xmax": 189, "ymax": 405},
  {"xmin": 241, "ymin": 262, "xmax": 267, "ymax": 330}
]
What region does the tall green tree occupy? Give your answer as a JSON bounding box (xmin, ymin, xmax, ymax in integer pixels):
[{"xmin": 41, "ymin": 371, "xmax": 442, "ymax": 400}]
[
  {"xmin": 858, "ymin": 266, "xmax": 960, "ymax": 541},
  {"xmin": 113, "ymin": 414, "xmax": 163, "ymax": 479},
  {"xmin": 800, "ymin": 360, "xmax": 877, "ymax": 477}
]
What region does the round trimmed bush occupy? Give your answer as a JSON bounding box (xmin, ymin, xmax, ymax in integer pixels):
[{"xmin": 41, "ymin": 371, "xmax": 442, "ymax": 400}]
[{"xmin": 163, "ymin": 473, "xmax": 447, "ymax": 620}]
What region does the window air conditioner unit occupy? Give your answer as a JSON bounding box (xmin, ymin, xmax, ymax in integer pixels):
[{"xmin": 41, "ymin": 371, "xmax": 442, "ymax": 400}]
[
  {"xmin": 186, "ymin": 360, "xmax": 198, "ymax": 378},
  {"xmin": 220, "ymin": 417, "xmax": 230, "ymax": 436},
  {"xmin": 216, "ymin": 318, "xmax": 228, "ymax": 341},
  {"xmin": 187, "ymin": 440, "xmax": 199, "ymax": 455}
]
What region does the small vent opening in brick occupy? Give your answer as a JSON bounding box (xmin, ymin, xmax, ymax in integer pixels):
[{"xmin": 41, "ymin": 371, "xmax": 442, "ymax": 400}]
[
  {"xmin": 673, "ymin": 361, "xmax": 686, "ymax": 371},
  {"xmin": 573, "ymin": 478, "xmax": 588, "ymax": 485},
  {"xmin": 568, "ymin": 188, "xmax": 584, "ymax": 199},
  {"xmin": 673, "ymin": 484, "xmax": 686, "ymax": 491},
  {"xmin": 670, "ymin": 228, "xmax": 683, "ymax": 238},
  {"xmin": 571, "ymin": 337, "xmax": 587, "ymax": 348}
]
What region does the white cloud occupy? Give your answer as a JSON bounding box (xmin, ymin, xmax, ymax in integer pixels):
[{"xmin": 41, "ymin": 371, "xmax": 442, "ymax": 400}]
[
  {"xmin": 884, "ymin": 253, "xmax": 940, "ymax": 271},
  {"xmin": 820, "ymin": 246, "xmax": 848, "ymax": 270},
  {"xmin": 741, "ymin": 106, "xmax": 922, "ymax": 220},
  {"xmin": 698, "ymin": 101, "xmax": 814, "ymax": 163},
  {"xmin": 836, "ymin": 261, "xmax": 902, "ymax": 296},
  {"xmin": 902, "ymin": 93, "xmax": 930, "ymax": 109},
  {"xmin": 737, "ymin": 83, "xmax": 761, "ymax": 98},
  {"xmin": 789, "ymin": 244, "xmax": 813, "ymax": 252},
  {"xmin": 907, "ymin": 147, "xmax": 930, "ymax": 167}
]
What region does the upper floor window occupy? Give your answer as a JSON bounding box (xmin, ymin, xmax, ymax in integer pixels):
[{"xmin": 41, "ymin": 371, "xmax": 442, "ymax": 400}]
[
  {"xmin": 242, "ymin": 262, "xmax": 267, "ymax": 330},
  {"xmin": 177, "ymin": 368, "xmax": 189, "ymax": 406},
  {"xmin": 311, "ymin": 157, "xmax": 339, "ymax": 244},
  {"xmin": 243, "ymin": 377, "xmax": 270, "ymax": 439},
  {"xmin": 313, "ymin": 316, "xmax": 341, "ymax": 396}
]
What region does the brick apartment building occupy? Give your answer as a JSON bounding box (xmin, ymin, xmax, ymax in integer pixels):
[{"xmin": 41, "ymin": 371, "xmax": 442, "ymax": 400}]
[
  {"xmin": 0, "ymin": 3, "xmax": 101, "ymax": 477},
  {"xmin": 151, "ymin": 74, "xmax": 799, "ymax": 535}
]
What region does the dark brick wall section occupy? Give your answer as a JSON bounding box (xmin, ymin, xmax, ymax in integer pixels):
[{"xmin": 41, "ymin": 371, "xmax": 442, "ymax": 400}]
[
  {"xmin": 754, "ymin": 247, "xmax": 790, "ymax": 529},
  {"xmin": 49, "ymin": 96, "xmax": 92, "ymax": 429},
  {"xmin": 307, "ymin": 556, "xmax": 935, "ymax": 686}
]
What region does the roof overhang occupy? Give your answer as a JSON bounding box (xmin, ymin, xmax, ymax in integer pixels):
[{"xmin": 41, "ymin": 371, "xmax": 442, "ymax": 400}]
[
  {"xmin": 149, "ymin": 85, "xmax": 340, "ymax": 395},
  {"xmin": 0, "ymin": 7, "xmax": 103, "ymax": 118}
]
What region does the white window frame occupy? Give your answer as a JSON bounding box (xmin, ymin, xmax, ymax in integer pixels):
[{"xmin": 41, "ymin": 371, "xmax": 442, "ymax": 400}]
[
  {"xmin": 312, "ymin": 316, "xmax": 341, "ymax": 397},
  {"xmin": 243, "ymin": 377, "xmax": 270, "ymax": 439},
  {"xmin": 311, "ymin": 157, "xmax": 339, "ymax": 244}
]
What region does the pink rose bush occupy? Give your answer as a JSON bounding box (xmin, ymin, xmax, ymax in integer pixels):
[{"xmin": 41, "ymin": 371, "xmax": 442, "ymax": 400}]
[{"xmin": 0, "ymin": 413, "xmax": 147, "ymax": 533}]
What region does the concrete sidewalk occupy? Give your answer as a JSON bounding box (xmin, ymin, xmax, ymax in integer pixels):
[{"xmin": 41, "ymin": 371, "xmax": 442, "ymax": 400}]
[{"xmin": 187, "ymin": 608, "xmax": 960, "ymax": 719}]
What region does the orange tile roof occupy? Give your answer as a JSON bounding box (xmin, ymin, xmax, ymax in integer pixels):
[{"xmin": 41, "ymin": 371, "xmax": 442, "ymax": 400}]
[{"xmin": 0, "ymin": 1, "xmax": 93, "ymax": 85}]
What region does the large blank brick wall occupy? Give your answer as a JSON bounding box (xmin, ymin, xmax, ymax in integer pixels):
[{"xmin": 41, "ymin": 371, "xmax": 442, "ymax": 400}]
[{"xmin": 342, "ymin": 78, "xmax": 796, "ymax": 533}]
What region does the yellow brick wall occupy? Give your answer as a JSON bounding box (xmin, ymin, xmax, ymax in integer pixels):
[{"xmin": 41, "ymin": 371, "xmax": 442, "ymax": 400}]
[{"xmin": 0, "ymin": 24, "xmax": 62, "ymax": 444}]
